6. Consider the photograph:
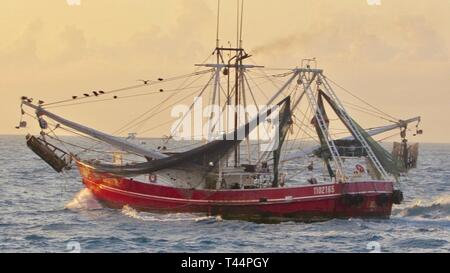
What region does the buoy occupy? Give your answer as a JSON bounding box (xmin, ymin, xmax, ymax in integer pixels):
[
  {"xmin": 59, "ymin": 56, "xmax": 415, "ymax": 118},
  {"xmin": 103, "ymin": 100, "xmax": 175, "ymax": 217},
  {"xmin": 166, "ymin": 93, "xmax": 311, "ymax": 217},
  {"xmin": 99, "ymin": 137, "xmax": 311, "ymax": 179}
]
[
  {"xmin": 38, "ymin": 117, "xmax": 48, "ymax": 130},
  {"xmin": 341, "ymin": 194, "xmax": 365, "ymax": 207},
  {"xmin": 355, "ymin": 164, "xmax": 365, "ymax": 173},
  {"xmin": 149, "ymin": 174, "xmax": 157, "ymax": 183},
  {"xmin": 392, "ymin": 190, "xmax": 404, "ymax": 204},
  {"xmin": 354, "ymin": 194, "xmax": 365, "ymax": 206},
  {"xmin": 341, "ymin": 194, "xmax": 354, "ymax": 206},
  {"xmin": 376, "ymin": 193, "xmax": 389, "ymax": 206}
]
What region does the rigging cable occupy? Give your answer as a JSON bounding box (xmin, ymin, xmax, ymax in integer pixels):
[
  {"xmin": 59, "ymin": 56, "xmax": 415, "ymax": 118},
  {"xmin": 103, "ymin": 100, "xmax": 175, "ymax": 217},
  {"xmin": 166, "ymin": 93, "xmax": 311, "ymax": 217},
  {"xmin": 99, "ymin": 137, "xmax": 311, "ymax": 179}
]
[
  {"xmin": 323, "ymin": 75, "xmax": 399, "ymax": 122},
  {"xmin": 169, "ymin": 73, "xmax": 216, "ymax": 138},
  {"xmin": 114, "ymin": 54, "xmax": 216, "ymax": 136},
  {"xmin": 341, "ymin": 100, "xmax": 398, "ymax": 123},
  {"xmin": 116, "ymin": 74, "xmax": 213, "ymax": 135},
  {"xmin": 41, "ymin": 69, "xmax": 214, "ymax": 107},
  {"xmin": 44, "ymin": 85, "xmax": 208, "ymax": 110},
  {"xmin": 137, "ymin": 78, "xmax": 214, "ymax": 136}
]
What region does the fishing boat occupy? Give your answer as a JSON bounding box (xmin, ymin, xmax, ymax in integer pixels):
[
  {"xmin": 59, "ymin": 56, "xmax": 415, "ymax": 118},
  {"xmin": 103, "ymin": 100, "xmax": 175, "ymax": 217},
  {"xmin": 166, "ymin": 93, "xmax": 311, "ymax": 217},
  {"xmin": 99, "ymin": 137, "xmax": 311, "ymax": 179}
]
[{"xmin": 18, "ymin": 2, "xmax": 422, "ymax": 222}]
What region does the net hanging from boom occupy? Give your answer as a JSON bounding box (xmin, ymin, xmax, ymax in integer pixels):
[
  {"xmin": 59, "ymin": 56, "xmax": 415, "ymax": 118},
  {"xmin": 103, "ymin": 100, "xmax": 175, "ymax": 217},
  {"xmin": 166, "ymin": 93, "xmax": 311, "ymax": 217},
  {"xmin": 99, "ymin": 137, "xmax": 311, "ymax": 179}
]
[
  {"xmin": 317, "ymin": 90, "xmax": 406, "ymax": 177},
  {"xmin": 82, "ymin": 97, "xmax": 292, "ymax": 178}
]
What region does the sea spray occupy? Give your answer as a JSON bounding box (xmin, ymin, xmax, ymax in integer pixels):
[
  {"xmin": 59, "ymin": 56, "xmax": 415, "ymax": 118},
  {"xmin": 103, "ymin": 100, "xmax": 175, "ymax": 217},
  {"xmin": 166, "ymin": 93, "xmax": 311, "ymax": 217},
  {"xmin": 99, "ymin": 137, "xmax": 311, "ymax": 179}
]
[
  {"xmin": 65, "ymin": 188, "xmax": 103, "ymax": 210},
  {"xmin": 121, "ymin": 205, "xmax": 222, "ymax": 222},
  {"xmin": 394, "ymin": 195, "xmax": 450, "ymax": 219}
]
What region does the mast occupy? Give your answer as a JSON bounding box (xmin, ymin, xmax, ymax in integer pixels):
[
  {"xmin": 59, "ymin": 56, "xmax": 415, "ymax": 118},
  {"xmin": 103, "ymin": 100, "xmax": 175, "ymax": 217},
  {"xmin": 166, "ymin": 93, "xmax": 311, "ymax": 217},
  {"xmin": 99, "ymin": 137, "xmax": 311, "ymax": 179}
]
[
  {"xmin": 216, "ymin": 0, "xmax": 221, "ymax": 49},
  {"xmin": 234, "ymin": 0, "xmax": 245, "ymax": 167},
  {"xmin": 234, "ymin": 47, "xmax": 241, "ymax": 166}
]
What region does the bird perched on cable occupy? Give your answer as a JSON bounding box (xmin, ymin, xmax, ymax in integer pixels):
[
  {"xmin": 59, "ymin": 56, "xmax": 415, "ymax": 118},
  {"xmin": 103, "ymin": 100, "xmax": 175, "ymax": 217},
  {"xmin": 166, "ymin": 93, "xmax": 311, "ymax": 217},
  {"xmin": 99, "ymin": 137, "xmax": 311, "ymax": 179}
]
[
  {"xmin": 21, "ymin": 97, "xmax": 33, "ymax": 103},
  {"xmin": 159, "ymin": 89, "xmax": 164, "ymax": 92},
  {"xmin": 83, "ymin": 93, "xmax": 90, "ymax": 97},
  {"xmin": 99, "ymin": 91, "xmax": 105, "ymax": 94},
  {"xmin": 138, "ymin": 80, "xmax": 150, "ymax": 85},
  {"xmin": 158, "ymin": 78, "xmax": 164, "ymax": 81},
  {"xmin": 72, "ymin": 96, "xmax": 78, "ymax": 99},
  {"xmin": 92, "ymin": 91, "xmax": 99, "ymax": 96}
]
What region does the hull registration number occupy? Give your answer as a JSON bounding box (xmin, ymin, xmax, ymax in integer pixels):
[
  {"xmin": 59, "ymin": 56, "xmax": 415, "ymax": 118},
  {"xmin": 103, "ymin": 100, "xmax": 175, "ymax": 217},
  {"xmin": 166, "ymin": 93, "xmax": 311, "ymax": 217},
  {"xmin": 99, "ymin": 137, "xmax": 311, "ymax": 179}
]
[{"xmin": 313, "ymin": 185, "xmax": 335, "ymax": 195}]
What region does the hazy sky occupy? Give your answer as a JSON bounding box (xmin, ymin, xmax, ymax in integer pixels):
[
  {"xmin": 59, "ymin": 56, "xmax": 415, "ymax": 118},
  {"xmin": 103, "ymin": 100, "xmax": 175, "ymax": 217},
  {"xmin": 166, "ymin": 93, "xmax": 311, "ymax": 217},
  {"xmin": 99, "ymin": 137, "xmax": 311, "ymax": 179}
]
[{"xmin": 1, "ymin": 0, "xmax": 449, "ymax": 143}]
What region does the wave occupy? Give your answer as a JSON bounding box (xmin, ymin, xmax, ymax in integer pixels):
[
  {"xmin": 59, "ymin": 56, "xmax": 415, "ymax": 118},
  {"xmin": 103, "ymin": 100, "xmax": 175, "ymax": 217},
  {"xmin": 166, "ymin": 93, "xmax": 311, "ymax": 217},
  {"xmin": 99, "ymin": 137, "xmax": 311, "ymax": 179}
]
[
  {"xmin": 121, "ymin": 205, "xmax": 222, "ymax": 222},
  {"xmin": 395, "ymin": 195, "xmax": 450, "ymax": 220},
  {"xmin": 65, "ymin": 188, "xmax": 103, "ymax": 211}
]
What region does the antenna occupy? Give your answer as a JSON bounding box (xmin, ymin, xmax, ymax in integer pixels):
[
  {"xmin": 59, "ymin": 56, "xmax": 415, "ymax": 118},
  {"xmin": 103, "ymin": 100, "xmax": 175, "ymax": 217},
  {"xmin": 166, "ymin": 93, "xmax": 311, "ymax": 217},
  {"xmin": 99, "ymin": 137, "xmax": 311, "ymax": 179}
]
[
  {"xmin": 236, "ymin": 0, "xmax": 240, "ymax": 49},
  {"xmin": 216, "ymin": 0, "xmax": 221, "ymax": 48},
  {"xmin": 239, "ymin": 0, "xmax": 244, "ymax": 49}
]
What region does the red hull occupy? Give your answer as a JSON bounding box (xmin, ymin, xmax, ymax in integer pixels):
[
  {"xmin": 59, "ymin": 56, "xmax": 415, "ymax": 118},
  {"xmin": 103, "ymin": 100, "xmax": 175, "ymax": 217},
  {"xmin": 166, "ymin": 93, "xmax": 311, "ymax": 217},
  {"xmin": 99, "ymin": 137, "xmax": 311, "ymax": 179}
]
[{"xmin": 77, "ymin": 162, "xmax": 394, "ymax": 222}]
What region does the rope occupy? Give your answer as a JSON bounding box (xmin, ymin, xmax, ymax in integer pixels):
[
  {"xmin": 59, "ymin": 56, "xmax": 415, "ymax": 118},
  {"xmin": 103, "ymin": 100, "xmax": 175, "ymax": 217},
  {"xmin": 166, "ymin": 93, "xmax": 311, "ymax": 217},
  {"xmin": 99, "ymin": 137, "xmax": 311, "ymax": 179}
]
[
  {"xmin": 324, "ymin": 75, "xmax": 399, "ymax": 122},
  {"xmin": 41, "ymin": 69, "xmax": 214, "ymax": 107},
  {"xmin": 114, "ymin": 54, "xmax": 215, "ymax": 136},
  {"xmin": 342, "ymin": 100, "xmax": 398, "ymax": 123},
  {"xmin": 44, "ymin": 85, "xmax": 207, "ymax": 110},
  {"xmin": 137, "ymin": 84, "xmax": 213, "ymax": 135},
  {"xmin": 114, "ymin": 78, "xmax": 211, "ymax": 135},
  {"xmin": 281, "ymin": 97, "xmax": 312, "ymax": 165}
]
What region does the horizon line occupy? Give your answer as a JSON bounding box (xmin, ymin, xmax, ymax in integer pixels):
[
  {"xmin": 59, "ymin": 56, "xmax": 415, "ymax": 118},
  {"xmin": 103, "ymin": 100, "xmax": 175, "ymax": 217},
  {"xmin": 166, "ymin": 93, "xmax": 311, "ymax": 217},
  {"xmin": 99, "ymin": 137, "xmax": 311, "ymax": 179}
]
[{"xmin": 0, "ymin": 133, "xmax": 445, "ymax": 145}]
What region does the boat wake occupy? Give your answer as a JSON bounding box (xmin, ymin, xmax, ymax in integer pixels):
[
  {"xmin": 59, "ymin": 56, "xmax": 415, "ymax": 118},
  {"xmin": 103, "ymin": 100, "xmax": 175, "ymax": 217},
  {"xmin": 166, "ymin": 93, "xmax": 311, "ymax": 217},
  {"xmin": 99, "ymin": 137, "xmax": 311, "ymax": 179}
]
[
  {"xmin": 65, "ymin": 188, "xmax": 104, "ymax": 211},
  {"xmin": 394, "ymin": 195, "xmax": 450, "ymax": 220},
  {"xmin": 121, "ymin": 205, "xmax": 222, "ymax": 223}
]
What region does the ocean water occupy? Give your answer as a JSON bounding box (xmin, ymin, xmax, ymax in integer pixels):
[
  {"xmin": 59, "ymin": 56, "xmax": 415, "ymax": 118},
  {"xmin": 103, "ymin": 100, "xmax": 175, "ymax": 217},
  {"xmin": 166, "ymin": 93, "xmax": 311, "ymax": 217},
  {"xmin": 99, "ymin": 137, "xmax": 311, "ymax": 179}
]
[{"xmin": 0, "ymin": 135, "xmax": 449, "ymax": 253}]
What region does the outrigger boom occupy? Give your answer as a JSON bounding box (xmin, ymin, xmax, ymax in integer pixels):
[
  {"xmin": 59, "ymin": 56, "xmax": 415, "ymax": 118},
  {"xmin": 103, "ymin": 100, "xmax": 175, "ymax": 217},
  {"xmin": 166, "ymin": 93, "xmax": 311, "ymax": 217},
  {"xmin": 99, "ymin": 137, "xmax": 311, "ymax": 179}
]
[{"xmin": 21, "ymin": 100, "xmax": 167, "ymax": 160}]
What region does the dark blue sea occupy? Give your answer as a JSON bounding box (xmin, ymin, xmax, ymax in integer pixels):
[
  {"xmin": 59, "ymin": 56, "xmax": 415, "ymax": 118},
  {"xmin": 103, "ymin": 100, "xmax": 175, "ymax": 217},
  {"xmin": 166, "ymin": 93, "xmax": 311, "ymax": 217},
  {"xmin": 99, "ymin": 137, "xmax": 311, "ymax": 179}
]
[{"xmin": 1, "ymin": 135, "xmax": 449, "ymax": 253}]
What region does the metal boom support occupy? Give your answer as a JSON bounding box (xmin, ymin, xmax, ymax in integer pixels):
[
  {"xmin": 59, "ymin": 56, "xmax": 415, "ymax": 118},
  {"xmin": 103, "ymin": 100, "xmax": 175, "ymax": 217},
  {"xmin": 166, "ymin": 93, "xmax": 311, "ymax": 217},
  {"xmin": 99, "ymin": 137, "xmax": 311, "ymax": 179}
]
[
  {"xmin": 300, "ymin": 71, "xmax": 346, "ymax": 181},
  {"xmin": 318, "ymin": 73, "xmax": 389, "ymax": 179}
]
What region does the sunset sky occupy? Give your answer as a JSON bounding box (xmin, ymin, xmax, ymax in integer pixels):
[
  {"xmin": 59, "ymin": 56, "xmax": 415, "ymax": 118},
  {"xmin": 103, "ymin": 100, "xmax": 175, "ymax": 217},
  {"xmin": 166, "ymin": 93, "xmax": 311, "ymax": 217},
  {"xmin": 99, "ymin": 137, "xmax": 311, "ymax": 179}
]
[{"xmin": 1, "ymin": 0, "xmax": 449, "ymax": 143}]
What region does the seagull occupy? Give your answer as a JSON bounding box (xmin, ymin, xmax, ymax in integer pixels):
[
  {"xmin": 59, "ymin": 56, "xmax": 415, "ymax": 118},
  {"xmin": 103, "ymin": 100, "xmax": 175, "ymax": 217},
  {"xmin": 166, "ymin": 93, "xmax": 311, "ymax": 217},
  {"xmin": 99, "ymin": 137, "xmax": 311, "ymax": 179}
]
[{"xmin": 138, "ymin": 80, "xmax": 150, "ymax": 85}]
